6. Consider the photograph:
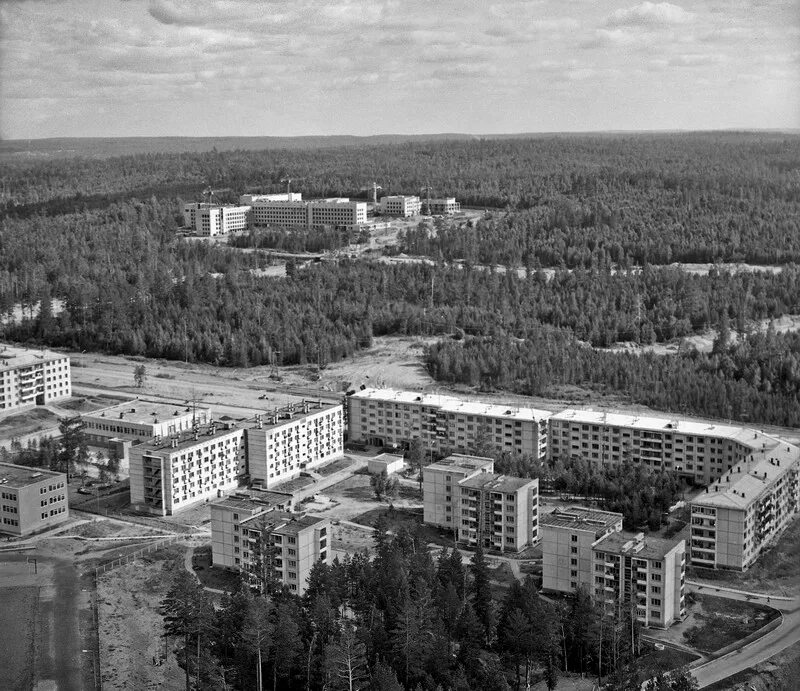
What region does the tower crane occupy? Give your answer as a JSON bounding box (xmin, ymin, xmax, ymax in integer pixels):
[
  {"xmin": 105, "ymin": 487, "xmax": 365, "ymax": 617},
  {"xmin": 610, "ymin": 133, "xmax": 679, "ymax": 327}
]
[
  {"xmin": 280, "ymin": 177, "xmax": 305, "ymax": 197},
  {"xmin": 202, "ymin": 186, "xmax": 231, "ymax": 204},
  {"xmin": 360, "ymin": 181, "xmax": 382, "ymax": 204}
]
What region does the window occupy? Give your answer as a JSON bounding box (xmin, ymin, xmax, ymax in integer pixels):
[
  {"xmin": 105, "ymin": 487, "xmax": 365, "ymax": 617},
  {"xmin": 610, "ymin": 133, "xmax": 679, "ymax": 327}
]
[
  {"xmin": 571, "ymin": 535, "xmax": 578, "ymax": 542},
  {"xmin": 571, "ymin": 547, "xmax": 578, "ymax": 554}
]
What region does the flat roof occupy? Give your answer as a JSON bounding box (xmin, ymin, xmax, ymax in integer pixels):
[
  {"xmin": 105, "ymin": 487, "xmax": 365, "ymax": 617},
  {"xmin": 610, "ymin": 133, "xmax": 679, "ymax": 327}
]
[
  {"xmin": 426, "ymin": 453, "xmax": 494, "ymax": 474},
  {"xmin": 459, "ymin": 472, "xmax": 536, "ymax": 493},
  {"xmin": 595, "ymin": 531, "xmax": 683, "ymax": 560},
  {"xmin": 0, "ymin": 344, "xmax": 67, "ymax": 371},
  {"xmin": 693, "ymin": 437, "xmax": 800, "ymax": 510},
  {"xmin": 83, "ymin": 400, "xmax": 209, "ymax": 425},
  {"xmin": 212, "ymin": 491, "xmax": 292, "ymax": 513},
  {"xmin": 351, "ymin": 388, "xmax": 551, "ymax": 422},
  {"xmin": 0, "ymin": 462, "xmax": 64, "ymax": 489},
  {"xmin": 240, "ymin": 509, "xmax": 328, "ymax": 534},
  {"xmin": 540, "ymin": 506, "xmax": 623, "ymax": 532}
]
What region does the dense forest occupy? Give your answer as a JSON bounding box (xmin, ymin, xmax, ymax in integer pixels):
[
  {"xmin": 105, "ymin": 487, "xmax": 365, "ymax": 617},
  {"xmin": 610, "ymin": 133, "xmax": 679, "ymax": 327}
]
[
  {"xmin": 159, "ymin": 522, "xmax": 695, "ymax": 690},
  {"xmin": 2, "ymin": 134, "xmax": 800, "ymax": 428}
]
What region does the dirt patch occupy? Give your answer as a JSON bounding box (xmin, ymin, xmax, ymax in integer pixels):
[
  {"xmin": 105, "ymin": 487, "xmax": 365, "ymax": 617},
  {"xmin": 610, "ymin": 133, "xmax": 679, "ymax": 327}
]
[
  {"xmin": 97, "ymin": 544, "xmax": 186, "ymax": 690},
  {"xmin": 192, "ymin": 544, "xmax": 241, "ymax": 592},
  {"xmin": 681, "ymin": 594, "xmax": 778, "ymax": 654},
  {"xmin": 0, "ymin": 407, "xmax": 58, "ymax": 440},
  {"xmin": 0, "ymin": 585, "xmax": 38, "ymax": 690},
  {"xmin": 316, "ymin": 457, "xmax": 353, "ymax": 476},
  {"xmin": 61, "ymin": 518, "xmax": 165, "ymax": 540},
  {"xmin": 57, "ymin": 394, "xmax": 126, "ymax": 412},
  {"xmin": 637, "ymin": 645, "xmax": 699, "ymax": 680}
]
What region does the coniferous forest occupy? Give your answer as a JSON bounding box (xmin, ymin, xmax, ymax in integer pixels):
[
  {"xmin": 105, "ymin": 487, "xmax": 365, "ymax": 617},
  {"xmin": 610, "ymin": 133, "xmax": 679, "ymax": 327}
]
[{"xmin": 2, "ymin": 134, "xmax": 800, "ymax": 428}]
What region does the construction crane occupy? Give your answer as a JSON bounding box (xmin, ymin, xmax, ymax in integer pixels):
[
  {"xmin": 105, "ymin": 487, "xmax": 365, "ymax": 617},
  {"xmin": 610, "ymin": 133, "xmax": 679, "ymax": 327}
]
[
  {"xmin": 280, "ymin": 177, "xmax": 305, "ymax": 197},
  {"xmin": 360, "ymin": 181, "xmax": 382, "ymax": 204},
  {"xmin": 202, "ymin": 186, "xmax": 231, "ymax": 204},
  {"xmin": 420, "ymin": 183, "xmax": 433, "ymax": 215}
]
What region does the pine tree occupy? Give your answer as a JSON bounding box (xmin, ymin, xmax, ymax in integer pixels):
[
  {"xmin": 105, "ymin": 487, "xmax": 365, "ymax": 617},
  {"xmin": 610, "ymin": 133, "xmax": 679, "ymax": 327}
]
[{"xmin": 469, "ymin": 544, "xmax": 494, "ymax": 644}]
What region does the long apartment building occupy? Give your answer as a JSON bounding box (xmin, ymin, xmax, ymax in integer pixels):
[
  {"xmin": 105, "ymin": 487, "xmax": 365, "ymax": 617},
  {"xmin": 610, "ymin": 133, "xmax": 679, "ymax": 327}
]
[
  {"xmin": 423, "ymin": 454, "xmax": 539, "ymax": 552},
  {"xmin": 541, "ymin": 507, "xmax": 685, "ymax": 629},
  {"xmin": 248, "ymin": 194, "xmax": 367, "ymax": 231},
  {"xmin": 548, "ymin": 410, "xmax": 763, "ymax": 485},
  {"xmin": 129, "ymin": 420, "xmax": 247, "ymax": 515},
  {"xmin": 246, "ymin": 400, "xmax": 344, "ymax": 489},
  {"xmin": 211, "ymin": 494, "xmax": 330, "ymax": 595},
  {"xmin": 0, "ymin": 463, "xmax": 69, "ymax": 536},
  {"xmin": 182, "ymin": 203, "xmax": 252, "ymax": 235},
  {"xmin": 378, "ymin": 195, "xmax": 421, "ymax": 217},
  {"xmin": 348, "ymin": 388, "xmax": 551, "ymax": 461},
  {"xmin": 0, "ymin": 345, "xmax": 71, "ymax": 411},
  {"xmin": 689, "ymin": 436, "xmax": 800, "ymax": 571}
]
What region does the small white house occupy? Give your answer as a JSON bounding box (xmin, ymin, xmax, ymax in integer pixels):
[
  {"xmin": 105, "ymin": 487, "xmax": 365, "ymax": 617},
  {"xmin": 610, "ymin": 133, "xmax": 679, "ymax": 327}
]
[{"xmin": 367, "ymin": 453, "xmax": 405, "ymax": 476}]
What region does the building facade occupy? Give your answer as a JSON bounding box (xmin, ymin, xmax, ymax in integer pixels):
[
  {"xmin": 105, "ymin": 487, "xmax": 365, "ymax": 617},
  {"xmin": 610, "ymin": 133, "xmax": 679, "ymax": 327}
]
[
  {"xmin": 592, "ymin": 532, "xmax": 686, "ymax": 630},
  {"xmin": 211, "ymin": 495, "xmax": 330, "ymax": 595},
  {"xmin": 0, "ymin": 463, "xmax": 69, "ymax": 536},
  {"xmin": 129, "ymin": 421, "xmax": 246, "ymax": 515},
  {"xmin": 541, "ymin": 506, "xmax": 624, "ymax": 594},
  {"xmin": 348, "ymin": 388, "xmax": 551, "ymax": 461},
  {"xmin": 428, "ymin": 198, "xmax": 461, "ymax": 214},
  {"xmin": 367, "ymin": 453, "xmax": 405, "ymax": 476},
  {"xmin": 689, "ymin": 437, "xmax": 800, "ymax": 571},
  {"xmin": 239, "ymin": 193, "xmax": 302, "ymax": 205},
  {"xmin": 423, "ymin": 454, "xmax": 495, "ymax": 529},
  {"xmin": 250, "ymin": 196, "xmax": 367, "ymax": 231},
  {"xmin": 246, "ymin": 401, "xmax": 344, "ymax": 489},
  {"xmin": 548, "ymin": 410, "xmax": 763, "ymax": 485},
  {"xmin": 197, "ymin": 205, "xmax": 252, "ymax": 236},
  {"xmin": 0, "ymin": 345, "xmax": 71, "ymax": 411},
  {"xmin": 378, "ymin": 195, "xmax": 422, "ymax": 217}
]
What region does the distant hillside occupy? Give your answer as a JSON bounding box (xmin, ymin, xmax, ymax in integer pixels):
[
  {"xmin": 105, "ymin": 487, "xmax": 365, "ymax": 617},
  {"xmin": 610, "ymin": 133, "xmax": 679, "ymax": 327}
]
[{"xmin": 0, "ymin": 134, "xmax": 480, "ymax": 160}]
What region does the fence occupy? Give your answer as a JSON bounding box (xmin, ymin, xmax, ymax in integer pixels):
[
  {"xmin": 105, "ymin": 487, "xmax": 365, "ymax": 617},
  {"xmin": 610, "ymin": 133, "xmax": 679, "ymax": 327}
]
[{"xmin": 94, "ymin": 534, "xmax": 185, "ymax": 578}]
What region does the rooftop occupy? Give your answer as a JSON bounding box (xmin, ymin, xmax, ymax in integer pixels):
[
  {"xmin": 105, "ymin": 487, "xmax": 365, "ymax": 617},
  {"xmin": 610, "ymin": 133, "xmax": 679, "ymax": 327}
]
[
  {"xmin": 426, "ymin": 453, "xmax": 494, "ymax": 475},
  {"xmin": 0, "ymin": 462, "xmax": 65, "ymax": 489},
  {"xmin": 693, "ymin": 436, "xmax": 800, "ymax": 510},
  {"xmin": 595, "ymin": 531, "xmax": 684, "ymax": 560},
  {"xmin": 240, "ymin": 509, "xmax": 328, "ymax": 535},
  {"xmin": 459, "ymin": 472, "xmax": 536, "ymax": 493},
  {"xmin": 351, "ymin": 388, "xmax": 551, "ymax": 422},
  {"xmin": 0, "ymin": 344, "xmax": 67, "ymax": 371},
  {"xmin": 540, "ymin": 506, "xmax": 623, "ymax": 533},
  {"xmin": 550, "ymin": 408, "xmax": 771, "ymax": 448},
  {"xmin": 82, "ymin": 400, "xmax": 210, "ymax": 426},
  {"xmin": 211, "ymin": 490, "xmax": 293, "ymax": 513}
]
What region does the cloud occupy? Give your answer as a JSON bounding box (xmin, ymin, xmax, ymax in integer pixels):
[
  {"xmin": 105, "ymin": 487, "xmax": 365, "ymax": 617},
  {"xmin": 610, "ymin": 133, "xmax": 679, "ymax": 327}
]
[
  {"xmin": 148, "ymin": 0, "xmax": 209, "ymax": 26},
  {"xmin": 607, "ymin": 2, "xmax": 692, "ymax": 28}
]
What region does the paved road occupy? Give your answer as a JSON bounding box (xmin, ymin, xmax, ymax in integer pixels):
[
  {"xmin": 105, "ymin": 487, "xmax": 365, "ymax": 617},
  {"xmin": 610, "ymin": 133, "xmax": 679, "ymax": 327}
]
[{"xmin": 687, "ymin": 582, "xmax": 800, "ymax": 688}]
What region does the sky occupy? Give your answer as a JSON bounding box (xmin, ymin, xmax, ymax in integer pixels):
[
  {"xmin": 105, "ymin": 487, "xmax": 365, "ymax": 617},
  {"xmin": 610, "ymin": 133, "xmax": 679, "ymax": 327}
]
[{"xmin": 1, "ymin": 0, "xmax": 798, "ymax": 139}]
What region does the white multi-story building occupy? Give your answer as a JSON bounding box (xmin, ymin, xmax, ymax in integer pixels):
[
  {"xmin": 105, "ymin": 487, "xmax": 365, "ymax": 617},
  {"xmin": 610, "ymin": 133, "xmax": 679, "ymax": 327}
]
[
  {"xmin": 129, "ymin": 420, "xmax": 246, "ymax": 515},
  {"xmin": 541, "ymin": 506, "xmax": 624, "ymax": 594},
  {"xmin": 0, "ymin": 463, "xmax": 69, "ymax": 536},
  {"xmin": 378, "ymin": 195, "xmax": 422, "ymax": 217},
  {"xmin": 182, "ymin": 202, "xmax": 213, "ymax": 228},
  {"xmin": 0, "ymin": 345, "xmax": 71, "ymax": 411},
  {"xmin": 689, "ymin": 437, "xmax": 800, "ymax": 571},
  {"xmin": 250, "ymin": 195, "xmax": 367, "ymax": 231},
  {"xmin": 423, "ymin": 454, "xmax": 495, "ymax": 529},
  {"xmin": 246, "ymin": 400, "xmax": 344, "ymax": 489},
  {"xmin": 548, "ymin": 410, "xmax": 765, "ymax": 485},
  {"xmin": 196, "ymin": 205, "xmax": 252, "ymax": 236},
  {"xmin": 428, "ymin": 198, "xmax": 461, "ymax": 215},
  {"xmin": 239, "ymin": 193, "xmax": 302, "ymax": 205},
  {"xmin": 211, "ymin": 495, "xmax": 330, "ymax": 595},
  {"xmin": 347, "ymin": 388, "xmax": 551, "ymax": 461}
]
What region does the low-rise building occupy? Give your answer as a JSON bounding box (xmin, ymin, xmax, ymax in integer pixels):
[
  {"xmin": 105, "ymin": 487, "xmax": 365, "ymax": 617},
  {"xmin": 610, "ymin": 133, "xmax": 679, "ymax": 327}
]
[
  {"xmin": 0, "ymin": 463, "xmax": 69, "ymax": 536},
  {"xmin": 210, "ymin": 495, "xmax": 330, "ymax": 595},
  {"xmin": 428, "ymin": 198, "xmax": 461, "ymax": 215},
  {"xmin": 541, "ymin": 506, "xmax": 624, "ymax": 594},
  {"xmin": 367, "ymin": 453, "xmax": 405, "ymax": 476},
  {"xmin": 348, "ymin": 388, "xmax": 551, "ymax": 461},
  {"xmin": 592, "ymin": 532, "xmax": 686, "ymax": 629},
  {"xmin": 378, "ymin": 195, "xmax": 422, "ymax": 217},
  {"xmin": 423, "ymin": 454, "xmax": 494, "ymax": 529},
  {"xmin": 689, "ymin": 437, "xmax": 800, "ymax": 571},
  {"xmin": 0, "ymin": 345, "xmax": 71, "ymax": 411},
  {"xmin": 246, "ymin": 400, "xmax": 344, "ymax": 489},
  {"xmin": 129, "ymin": 420, "xmax": 246, "ymax": 515}
]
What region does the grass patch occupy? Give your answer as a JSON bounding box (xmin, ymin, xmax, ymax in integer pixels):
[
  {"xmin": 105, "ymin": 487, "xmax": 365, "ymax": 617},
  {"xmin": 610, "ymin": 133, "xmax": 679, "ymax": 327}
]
[
  {"xmin": 0, "ymin": 586, "xmax": 38, "ymax": 691},
  {"xmin": 0, "ymin": 408, "xmax": 57, "ymax": 437},
  {"xmin": 353, "ymin": 506, "xmax": 455, "ymax": 547},
  {"xmin": 638, "ymin": 645, "xmax": 699, "ymax": 680},
  {"xmin": 682, "ymin": 594, "xmax": 779, "ymax": 653},
  {"xmin": 316, "ymin": 457, "xmax": 353, "ymax": 477},
  {"xmin": 193, "ymin": 545, "xmax": 242, "ymax": 593}
]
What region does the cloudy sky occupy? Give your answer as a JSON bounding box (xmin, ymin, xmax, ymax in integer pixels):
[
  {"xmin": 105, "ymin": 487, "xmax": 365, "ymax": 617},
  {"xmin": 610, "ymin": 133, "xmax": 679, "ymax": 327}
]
[{"xmin": 1, "ymin": 0, "xmax": 798, "ymax": 138}]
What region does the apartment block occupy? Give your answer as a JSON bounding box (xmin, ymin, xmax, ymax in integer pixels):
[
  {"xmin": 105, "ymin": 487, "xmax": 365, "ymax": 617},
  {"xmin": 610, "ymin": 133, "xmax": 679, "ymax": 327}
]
[
  {"xmin": 423, "ymin": 454, "xmax": 494, "ymax": 529},
  {"xmin": 689, "ymin": 437, "xmax": 800, "ymax": 571},
  {"xmin": 378, "ymin": 195, "xmax": 422, "ymax": 217},
  {"xmin": 210, "ymin": 495, "xmax": 330, "ymax": 595},
  {"xmin": 592, "ymin": 532, "xmax": 686, "ymax": 629},
  {"xmin": 541, "ymin": 506, "xmax": 624, "ymax": 594},
  {"xmin": 348, "ymin": 388, "xmax": 551, "ymax": 461},
  {"xmin": 428, "ymin": 198, "xmax": 461, "ymax": 215},
  {"xmin": 548, "ymin": 410, "xmax": 765, "ymax": 485},
  {"xmin": 129, "ymin": 420, "xmax": 246, "ymax": 515},
  {"xmin": 0, "ymin": 463, "xmax": 69, "ymax": 536},
  {"xmin": 0, "ymin": 345, "xmax": 71, "ymax": 411},
  {"xmin": 246, "ymin": 401, "xmax": 344, "ymax": 489},
  {"xmin": 250, "ymin": 195, "xmax": 367, "ymax": 231}
]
